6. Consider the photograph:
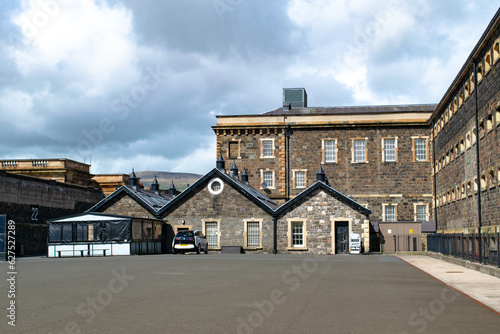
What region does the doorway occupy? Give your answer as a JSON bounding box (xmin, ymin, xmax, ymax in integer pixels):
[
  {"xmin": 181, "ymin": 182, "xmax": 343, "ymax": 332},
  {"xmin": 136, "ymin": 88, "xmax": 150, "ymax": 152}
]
[{"xmin": 335, "ymin": 221, "xmax": 349, "ymax": 254}]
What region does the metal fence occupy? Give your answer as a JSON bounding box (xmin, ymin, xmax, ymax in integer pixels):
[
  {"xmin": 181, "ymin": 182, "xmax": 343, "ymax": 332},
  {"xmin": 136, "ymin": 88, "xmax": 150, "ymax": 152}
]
[{"xmin": 427, "ymin": 233, "xmax": 500, "ymax": 268}]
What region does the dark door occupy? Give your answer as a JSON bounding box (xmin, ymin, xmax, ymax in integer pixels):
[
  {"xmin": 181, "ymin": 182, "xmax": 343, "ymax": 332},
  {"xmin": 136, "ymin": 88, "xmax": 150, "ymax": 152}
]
[{"xmin": 336, "ymin": 221, "xmax": 349, "ymax": 254}]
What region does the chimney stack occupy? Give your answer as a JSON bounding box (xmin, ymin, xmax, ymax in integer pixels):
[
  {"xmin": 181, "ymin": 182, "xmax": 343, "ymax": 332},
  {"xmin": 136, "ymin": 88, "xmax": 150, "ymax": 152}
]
[{"xmin": 216, "ymin": 154, "xmax": 225, "ymax": 172}]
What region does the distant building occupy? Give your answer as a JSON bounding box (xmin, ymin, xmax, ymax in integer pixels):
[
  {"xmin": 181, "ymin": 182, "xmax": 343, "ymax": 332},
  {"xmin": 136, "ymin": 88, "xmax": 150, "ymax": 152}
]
[{"xmin": 92, "ymin": 174, "xmax": 130, "ymax": 196}]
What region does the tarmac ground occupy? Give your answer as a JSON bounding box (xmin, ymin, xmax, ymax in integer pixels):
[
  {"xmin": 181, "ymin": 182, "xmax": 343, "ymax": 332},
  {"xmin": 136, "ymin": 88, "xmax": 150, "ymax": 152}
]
[{"xmin": 1, "ymin": 253, "xmax": 499, "ymax": 334}]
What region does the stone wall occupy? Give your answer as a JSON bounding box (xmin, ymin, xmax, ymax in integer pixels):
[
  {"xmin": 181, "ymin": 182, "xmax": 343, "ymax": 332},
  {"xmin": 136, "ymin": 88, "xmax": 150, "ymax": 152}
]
[
  {"xmin": 0, "ymin": 171, "xmax": 103, "ymax": 255},
  {"xmin": 433, "ymin": 25, "xmax": 500, "ymax": 232},
  {"xmin": 277, "ymin": 188, "xmax": 370, "ymax": 254},
  {"xmin": 99, "ymin": 193, "xmax": 154, "ymax": 218},
  {"xmin": 217, "ymin": 124, "xmax": 433, "ymax": 222},
  {"xmin": 161, "ymin": 177, "xmax": 274, "ymax": 253}
]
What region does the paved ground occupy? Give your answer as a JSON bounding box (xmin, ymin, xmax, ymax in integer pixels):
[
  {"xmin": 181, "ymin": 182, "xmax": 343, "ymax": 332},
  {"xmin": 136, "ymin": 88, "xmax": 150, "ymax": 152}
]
[
  {"xmin": 397, "ymin": 255, "xmax": 500, "ymax": 315},
  {"xmin": 1, "ymin": 254, "xmax": 499, "ymax": 334}
]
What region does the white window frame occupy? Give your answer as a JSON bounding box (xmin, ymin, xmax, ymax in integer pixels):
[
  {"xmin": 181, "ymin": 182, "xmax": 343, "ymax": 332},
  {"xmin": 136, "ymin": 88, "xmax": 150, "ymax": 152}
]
[
  {"xmin": 260, "ymin": 138, "xmax": 275, "ymax": 158},
  {"xmin": 260, "ymin": 169, "xmax": 275, "ymax": 189},
  {"xmin": 382, "ymin": 137, "xmax": 398, "ymax": 162},
  {"xmin": 287, "ymin": 218, "xmax": 307, "ymax": 250},
  {"xmin": 292, "ymin": 169, "xmax": 307, "ymax": 189},
  {"xmin": 202, "ymin": 219, "xmax": 220, "ymax": 249},
  {"xmin": 412, "ymin": 137, "xmax": 429, "ymax": 162},
  {"xmin": 382, "ymin": 204, "xmax": 397, "ymax": 222},
  {"xmin": 414, "ymin": 203, "xmax": 429, "ymax": 222},
  {"xmin": 352, "ymin": 138, "xmax": 368, "ymax": 163},
  {"xmin": 208, "ymin": 178, "xmax": 224, "ymax": 195},
  {"xmin": 322, "ymin": 139, "xmax": 337, "ymax": 163},
  {"xmin": 244, "ymin": 219, "xmax": 263, "ymax": 249}
]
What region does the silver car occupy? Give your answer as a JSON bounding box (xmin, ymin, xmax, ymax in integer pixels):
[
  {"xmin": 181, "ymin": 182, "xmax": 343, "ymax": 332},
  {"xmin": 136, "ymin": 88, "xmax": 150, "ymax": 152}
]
[{"xmin": 172, "ymin": 230, "xmax": 208, "ymax": 254}]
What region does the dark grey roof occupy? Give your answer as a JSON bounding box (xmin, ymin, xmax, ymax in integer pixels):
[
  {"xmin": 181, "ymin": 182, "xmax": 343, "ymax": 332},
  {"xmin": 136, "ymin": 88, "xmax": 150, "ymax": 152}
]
[
  {"xmin": 158, "ymin": 168, "xmax": 278, "ymax": 217},
  {"xmin": 264, "ymin": 104, "xmax": 436, "ymax": 116},
  {"xmin": 276, "ymin": 181, "xmax": 371, "ymax": 217},
  {"xmin": 87, "ymin": 185, "xmax": 173, "ymax": 216}
]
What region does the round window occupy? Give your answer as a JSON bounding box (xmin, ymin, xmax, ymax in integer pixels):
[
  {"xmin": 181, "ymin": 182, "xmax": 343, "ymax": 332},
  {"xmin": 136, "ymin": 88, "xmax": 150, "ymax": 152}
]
[{"xmin": 208, "ymin": 178, "xmax": 224, "ymax": 195}]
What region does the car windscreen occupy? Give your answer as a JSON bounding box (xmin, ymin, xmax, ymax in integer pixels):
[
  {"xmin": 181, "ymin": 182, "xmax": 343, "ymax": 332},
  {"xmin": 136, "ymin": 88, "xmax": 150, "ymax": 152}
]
[{"xmin": 176, "ymin": 231, "xmax": 194, "ymax": 237}]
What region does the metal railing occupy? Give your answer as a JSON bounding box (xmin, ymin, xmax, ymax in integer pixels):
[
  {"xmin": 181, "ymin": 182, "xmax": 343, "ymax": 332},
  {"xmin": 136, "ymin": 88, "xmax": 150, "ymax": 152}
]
[{"xmin": 427, "ymin": 233, "xmax": 500, "ymax": 268}]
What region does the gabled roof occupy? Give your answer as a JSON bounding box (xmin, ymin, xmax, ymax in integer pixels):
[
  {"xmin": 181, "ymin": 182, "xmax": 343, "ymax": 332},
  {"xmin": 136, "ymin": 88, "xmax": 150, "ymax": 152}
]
[
  {"xmin": 86, "ymin": 185, "xmax": 173, "ymax": 216},
  {"xmin": 157, "ymin": 168, "xmax": 278, "ymax": 217},
  {"xmin": 275, "ymin": 181, "xmax": 371, "ymax": 217}
]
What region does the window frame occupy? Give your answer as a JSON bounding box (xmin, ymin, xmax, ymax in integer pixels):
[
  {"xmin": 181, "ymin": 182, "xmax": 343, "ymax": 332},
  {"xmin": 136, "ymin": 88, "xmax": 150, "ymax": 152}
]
[
  {"xmin": 244, "ymin": 219, "xmax": 263, "ymax": 249},
  {"xmin": 382, "ymin": 204, "xmax": 397, "ymax": 222},
  {"xmin": 352, "ymin": 138, "xmax": 368, "ymax": 163},
  {"xmin": 414, "ymin": 203, "xmax": 429, "ymax": 222},
  {"xmin": 412, "ymin": 137, "xmax": 429, "ymax": 162},
  {"xmin": 292, "ymin": 169, "xmax": 307, "ymax": 189},
  {"xmin": 260, "ymin": 138, "xmax": 275, "ymax": 158},
  {"xmin": 322, "ymin": 139, "xmax": 337, "ymax": 163},
  {"xmin": 260, "ymin": 169, "xmax": 275, "ymax": 189},
  {"xmin": 287, "ymin": 218, "xmax": 307, "ymax": 250},
  {"xmin": 382, "ymin": 137, "xmax": 398, "ymax": 162}
]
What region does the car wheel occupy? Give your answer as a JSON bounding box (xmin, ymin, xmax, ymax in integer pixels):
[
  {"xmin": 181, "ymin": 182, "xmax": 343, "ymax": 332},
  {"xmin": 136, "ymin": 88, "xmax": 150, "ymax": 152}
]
[
  {"xmin": 172, "ymin": 249, "xmax": 177, "ymax": 255},
  {"xmin": 204, "ymin": 245, "xmax": 208, "ymax": 254},
  {"xmin": 196, "ymin": 244, "xmax": 200, "ymax": 254}
]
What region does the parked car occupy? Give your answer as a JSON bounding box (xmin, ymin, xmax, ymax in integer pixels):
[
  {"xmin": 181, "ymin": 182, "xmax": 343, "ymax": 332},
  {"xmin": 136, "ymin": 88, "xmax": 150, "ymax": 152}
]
[{"xmin": 172, "ymin": 230, "xmax": 208, "ymax": 254}]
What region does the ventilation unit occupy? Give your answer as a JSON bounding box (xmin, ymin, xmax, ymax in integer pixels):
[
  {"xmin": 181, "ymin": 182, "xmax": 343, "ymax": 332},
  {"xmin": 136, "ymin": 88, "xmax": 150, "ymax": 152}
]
[{"xmin": 283, "ymin": 88, "xmax": 307, "ymax": 108}]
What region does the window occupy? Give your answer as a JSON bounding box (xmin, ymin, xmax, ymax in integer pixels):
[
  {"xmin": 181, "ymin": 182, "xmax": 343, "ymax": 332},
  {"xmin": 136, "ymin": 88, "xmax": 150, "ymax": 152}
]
[
  {"xmin": 413, "ymin": 138, "xmax": 428, "ymax": 162},
  {"xmin": 384, "ymin": 205, "xmax": 396, "ymax": 222},
  {"xmin": 261, "ymin": 170, "xmax": 274, "ymax": 189},
  {"xmin": 292, "ymin": 221, "xmax": 304, "ymax": 247},
  {"xmin": 415, "ymin": 205, "xmax": 428, "ymax": 222},
  {"xmin": 485, "ymin": 53, "xmax": 491, "ymax": 74},
  {"xmin": 208, "ymin": 178, "xmax": 224, "ymax": 195},
  {"xmin": 352, "ymin": 139, "xmax": 367, "ymax": 163},
  {"xmin": 323, "ymin": 139, "xmax": 337, "ymax": 163},
  {"xmin": 494, "ymin": 40, "xmax": 499, "ymax": 64},
  {"xmin": 204, "ymin": 221, "xmax": 219, "ymax": 248},
  {"xmin": 477, "ymin": 63, "xmax": 483, "ymax": 83},
  {"xmin": 245, "ymin": 220, "xmax": 261, "ymax": 248},
  {"xmin": 487, "ymin": 114, "xmax": 493, "ymax": 132},
  {"xmin": 293, "ymin": 170, "xmax": 306, "ymax": 189},
  {"xmin": 228, "ymin": 140, "xmax": 240, "ymax": 159},
  {"xmin": 382, "ymin": 138, "xmax": 397, "ymax": 162},
  {"xmin": 261, "ymin": 139, "xmax": 274, "ymax": 158}
]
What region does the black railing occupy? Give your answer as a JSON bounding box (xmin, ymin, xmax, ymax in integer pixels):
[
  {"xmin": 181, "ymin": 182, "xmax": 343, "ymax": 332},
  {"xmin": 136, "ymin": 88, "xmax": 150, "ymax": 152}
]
[{"xmin": 427, "ymin": 233, "xmax": 500, "ymax": 268}]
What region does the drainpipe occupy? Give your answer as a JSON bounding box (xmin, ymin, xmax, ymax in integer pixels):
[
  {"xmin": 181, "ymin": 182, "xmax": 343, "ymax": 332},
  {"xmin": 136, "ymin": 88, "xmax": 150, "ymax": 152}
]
[
  {"xmin": 473, "ymin": 60, "xmax": 482, "ymax": 263},
  {"xmin": 285, "ymin": 122, "xmax": 293, "ymax": 201},
  {"xmin": 431, "ymin": 120, "xmax": 437, "ymax": 232},
  {"xmin": 272, "ymin": 216, "xmax": 278, "ymax": 254}
]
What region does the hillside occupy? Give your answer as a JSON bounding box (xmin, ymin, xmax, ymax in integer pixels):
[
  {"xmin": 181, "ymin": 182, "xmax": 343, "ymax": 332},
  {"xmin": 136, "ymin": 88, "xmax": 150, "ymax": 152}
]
[{"xmin": 135, "ymin": 171, "xmax": 202, "ymax": 191}]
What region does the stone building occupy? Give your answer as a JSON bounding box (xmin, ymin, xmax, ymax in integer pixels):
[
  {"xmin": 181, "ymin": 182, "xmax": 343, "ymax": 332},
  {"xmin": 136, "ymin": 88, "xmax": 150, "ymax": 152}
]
[
  {"xmin": 430, "ymin": 8, "xmax": 500, "ymax": 235},
  {"xmin": 213, "ymin": 95, "xmax": 435, "ymax": 229}
]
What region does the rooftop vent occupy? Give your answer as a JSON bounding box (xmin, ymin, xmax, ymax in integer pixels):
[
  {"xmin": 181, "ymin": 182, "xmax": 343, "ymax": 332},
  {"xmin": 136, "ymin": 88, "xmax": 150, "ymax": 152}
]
[{"xmin": 283, "ymin": 88, "xmax": 307, "ymax": 108}]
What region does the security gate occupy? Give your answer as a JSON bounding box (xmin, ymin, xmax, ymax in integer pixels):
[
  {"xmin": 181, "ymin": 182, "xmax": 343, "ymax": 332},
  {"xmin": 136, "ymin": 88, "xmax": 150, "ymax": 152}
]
[{"xmin": 336, "ymin": 221, "xmax": 349, "ymax": 254}]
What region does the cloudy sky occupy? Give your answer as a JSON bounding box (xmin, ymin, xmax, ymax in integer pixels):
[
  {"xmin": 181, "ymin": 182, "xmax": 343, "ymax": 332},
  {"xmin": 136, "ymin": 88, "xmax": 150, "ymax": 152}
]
[{"xmin": 1, "ymin": 0, "xmax": 499, "ymax": 175}]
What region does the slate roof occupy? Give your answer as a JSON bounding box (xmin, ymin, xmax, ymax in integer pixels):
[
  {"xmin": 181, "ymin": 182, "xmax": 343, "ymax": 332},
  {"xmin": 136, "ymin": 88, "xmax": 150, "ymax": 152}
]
[
  {"xmin": 275, "ymin": 180, "xmax": 371, "ymax": 217},
  {"xmin": 87, "ymin": 185, "xmax": 174, "ymax": 216},
  {"xmin": 157, "ymin": 168, "xmax": 278, "ymax": 217},
  {"xmin": 264, "ymin": 104, "xmax": 436, "ymax": 116}
]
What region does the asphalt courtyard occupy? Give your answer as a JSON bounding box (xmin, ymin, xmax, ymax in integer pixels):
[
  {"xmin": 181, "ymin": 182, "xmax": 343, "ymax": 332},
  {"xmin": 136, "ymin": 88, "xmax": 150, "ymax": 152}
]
[{"xmin": 1, "ymin": 254, "xmax": 500, "ymax": 334}]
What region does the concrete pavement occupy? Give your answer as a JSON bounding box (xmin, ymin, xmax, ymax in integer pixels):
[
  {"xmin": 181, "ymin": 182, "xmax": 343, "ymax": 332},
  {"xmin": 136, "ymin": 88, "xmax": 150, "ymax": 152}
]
[{"xmin": 397, "ymin": 254, "xmax": 500, "ymax": 315}]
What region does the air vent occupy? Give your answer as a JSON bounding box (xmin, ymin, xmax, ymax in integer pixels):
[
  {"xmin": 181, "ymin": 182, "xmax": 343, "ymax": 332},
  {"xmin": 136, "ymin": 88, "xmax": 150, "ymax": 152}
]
[{"xmin": 283, "ymin": 88, "xmax": 307, "ymax": 108}]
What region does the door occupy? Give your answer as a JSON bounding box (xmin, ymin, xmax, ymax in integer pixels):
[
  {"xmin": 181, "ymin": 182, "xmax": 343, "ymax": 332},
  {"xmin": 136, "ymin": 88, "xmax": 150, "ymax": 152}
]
[{"xmin": 335, "ymin": 221, "xmax": 349, "ymax": 254}]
